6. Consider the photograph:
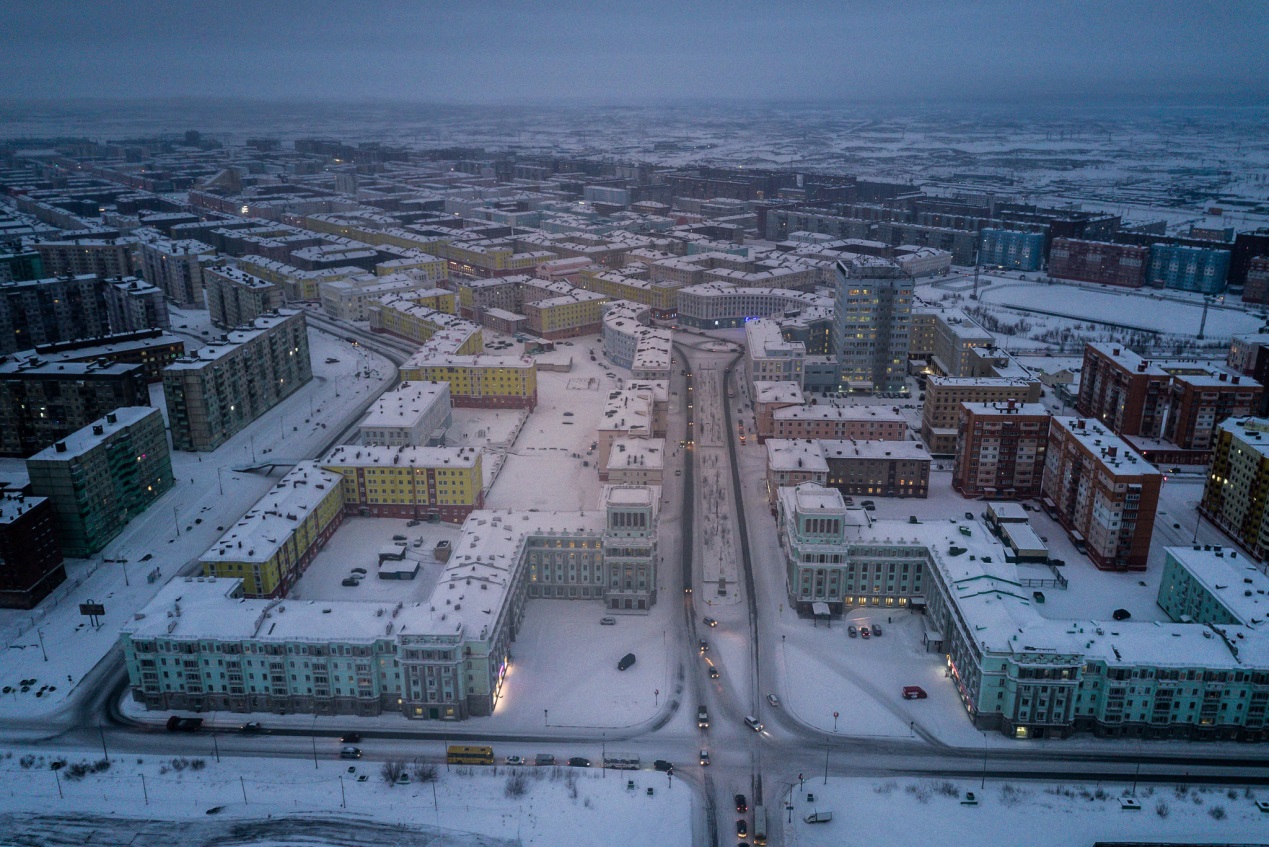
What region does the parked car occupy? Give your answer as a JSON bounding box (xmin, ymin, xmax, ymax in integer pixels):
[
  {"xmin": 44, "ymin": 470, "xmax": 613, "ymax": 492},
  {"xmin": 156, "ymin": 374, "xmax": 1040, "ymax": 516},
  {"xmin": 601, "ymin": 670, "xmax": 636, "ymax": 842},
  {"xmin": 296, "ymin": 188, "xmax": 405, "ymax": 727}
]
[
  {"xmin": 654, "ymin": 759, "xmax": 674, "ymax": 774},
  {"xmin": 902, "ymin": 686, "xmax": 928, "ymax": 700},
  {"xmin": 703, "ymin": 617, "xmax": 718, "ymax": 627},
  {"xmin": 861, "ymin": 501, "xmax": 876, "ymax": 511},
  {"xmin": 239, "ymin": 722, "xmax": 264, "ymax": 733},
  {"xmin": 767, "ymin": 693, "xmax": 780, "ymax": 707},
  {"xmin": 1113, "ymin": 608, "xmax": 1132, "ymax": 621},
  {"xmin": 600, "ymin": 616, "xmax": 616, "ymax": 625},
  {"xmin": 165, "ymin": 716, "xmax": 203, "ymax": 732},
  {"xmin": 964, "ymin": 511, "xmax": 974, "ymax": 521},
  {"xmin": 735, "ymin": 793, "xmax": 748, "ymax": 813},
  {"xmin": 871, "ymin": 624, "xmax": 882, "ymax": 637},
  {"xmin": 504, "ymin": 755, "xmax": 525, "ymax": 766},
  {"xmin": 617, "ymin": 652, "xmax": 637, "ymax": 671},
  {"xmin": 341, "ymin": 577, "xmax": 360, "ymax": 587},
  {"xmin": 848, "ymin": 625, "xmax": 857, "ymax": 638},
  {"xmin": 860, "ymin": 627, "xmax": 871, "ymax": 639},
  {"xmin": 568, "ymin": 757, "xmax": 590, "ymax": 768}
]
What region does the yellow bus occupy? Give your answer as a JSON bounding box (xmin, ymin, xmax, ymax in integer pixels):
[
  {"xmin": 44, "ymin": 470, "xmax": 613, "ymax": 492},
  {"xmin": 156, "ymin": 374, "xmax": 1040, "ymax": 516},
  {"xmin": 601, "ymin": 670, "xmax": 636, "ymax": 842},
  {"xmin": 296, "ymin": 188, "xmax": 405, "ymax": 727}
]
[{"xmin": 446, "ymin": 744, "xmax": 494, "ymax": 765}]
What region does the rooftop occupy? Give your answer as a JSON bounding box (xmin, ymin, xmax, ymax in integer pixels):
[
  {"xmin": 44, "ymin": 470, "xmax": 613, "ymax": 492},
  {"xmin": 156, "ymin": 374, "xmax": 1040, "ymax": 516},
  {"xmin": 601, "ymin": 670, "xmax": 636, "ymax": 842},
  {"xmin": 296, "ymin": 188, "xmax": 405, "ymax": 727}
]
[
  {"xmin": 201, "ymin": 463, "xmax": 343, "ymax": 565},
  {"xmin": 26, "ymin": 406, "xmax": 159, "ymax": 462}
]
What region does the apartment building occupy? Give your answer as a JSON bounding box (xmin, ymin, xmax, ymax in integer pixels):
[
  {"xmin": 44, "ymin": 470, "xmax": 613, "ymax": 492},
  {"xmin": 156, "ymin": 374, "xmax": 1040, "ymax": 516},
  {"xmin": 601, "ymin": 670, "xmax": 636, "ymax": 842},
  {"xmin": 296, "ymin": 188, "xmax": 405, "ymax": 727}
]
[
  {"xmin": 357, "ymin": 381, "xmax": 452, "ymax": 447},
  {"xmin": 199, "ymin": 462, "xmax": 346, "ymax": 598},
  {"xmin": 319, "ymin": 275, "xmax": 434, "ymax": 322},
  {"xmin": 0, "ymin": 490, "xmax": 65, "ymax": 609},
  {"xmin": 771, "ymin": 404, "xmax": 908, "ymax": 443},
  {"xmin": 122, "ymin": 484, "xmax": 659, "ymax": 720},
  {"xmin": 367, "ymin": 294, "xmax": 470, "ymax": 346},
  {"xmin": 1041, "ymin": 417, "xmax": 1161, "ymax": 571},
  {"xmin": 745, "ymin": 318, "xmax": 805, "ymax": 387},
  {"xmin": 14, "ymin": 328, "xmax": 184, "ymax": 383},
  {"xmin": 1047, "ymin": 238, "xmax": 1149, "ymax": 288},
  {"xmin": 203, "ymin": 265, "xmax": 284, "ymax": 328},
  {"xmin": 764, "ymin": 440, "xmax": 830, "ymax": 504},
  {"xmin": 322, "ymin": 444, "xmax": 484, "ymax": 523},
  {"xmin": 979, "ymin": 229, "xmax": 1045, "ymax": 271},
  {"xmin": 604, "ymin": 437, "xmax": 665, "ymax": 486},
  {"xmin": 134, "ymin": 236, "xmax": 217, "ymax": 307},
  {"xmin": 1200, "ymin": 417, "xmax": 1269, "ymax": 560},
  {"xmin": 952, "ymin": 401, "xmax": 1051, "ymax": 499},
  {"xmin": 1075, "ymin": 342, "xmax": 1172, "ymax": 438},
  {"xmin": 676, "ymin": 283, "xmax": 831, "ymax": 330},
  {"xmin": 832, "ymin": 258, "xmax": 912, "ymax": 393},
  {"xmin": 1157, "ymin": 545, "xmax": 1268, "ymax": 627},
  {"xmin": 34, "ymin": 238, "xmax": 137, "ymax": 279},
  {"xmin": 1161, "ymin": 370, "xmax": 1262, "ymax": 453},
  {"xmin": 522, "ymin": 289, "xmax": 608, "ymax": 339},
  {"xmin": 1146, "ymin": 243, "xmax": 1231, "ymax": 294},
  {"xmin": 820, "ymin": 439, "xmax": 931, "ymax": 498},
  {"xmin": 0, "ymin": 357, "xmax": 150, "ymax": 457},
  {"xmin": 921, "ymin": 376, "xmax": 1042, "ymax": 455},
  {"xmin": 26, "ymin": 407, "xmax": 172, "ymax": 557},
  {"xmin": 163, "ymin": 310, "xmax": 312, "ymax": 452},
  {"xmin": 399, "ymin": 351, "xmax": 536, "ymax": 410},
  {"xmin": 752, "ymin": 381, "xmax": 805, "ymax": 441},
  {"xmin": 926, "ymin": 310, "xmax": 993, "ymax": 378}
]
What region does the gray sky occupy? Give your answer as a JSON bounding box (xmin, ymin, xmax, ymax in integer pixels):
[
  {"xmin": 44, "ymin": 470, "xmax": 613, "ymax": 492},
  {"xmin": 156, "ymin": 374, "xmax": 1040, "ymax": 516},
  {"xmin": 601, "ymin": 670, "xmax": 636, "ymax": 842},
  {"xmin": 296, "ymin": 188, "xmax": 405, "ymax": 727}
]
[{"xmin": 1, "ymin": 0, "xmax": 1265, "ymax": 104}]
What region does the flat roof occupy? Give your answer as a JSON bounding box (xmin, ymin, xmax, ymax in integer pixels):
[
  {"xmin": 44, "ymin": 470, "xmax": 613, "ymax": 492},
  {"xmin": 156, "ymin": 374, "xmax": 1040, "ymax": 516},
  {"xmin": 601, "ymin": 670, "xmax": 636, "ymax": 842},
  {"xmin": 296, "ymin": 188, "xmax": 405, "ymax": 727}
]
[
  {"xmin": 359, "ymin": 382, "xmax": 449, "ymax": 428},
  {"xmin": 323, "ymin": 444, "xmax": 480, "ymax": 469},
  {"xmin": 201, "ymin": 462, "xmax": 344, "ymax": 565},
  {"xmin": 26, "ymin": 406, "xmax": 159, "ymax": 462},
  {"xmin": 1167, "ymin": 545, "xmax": 1269, "ymax": 626}
]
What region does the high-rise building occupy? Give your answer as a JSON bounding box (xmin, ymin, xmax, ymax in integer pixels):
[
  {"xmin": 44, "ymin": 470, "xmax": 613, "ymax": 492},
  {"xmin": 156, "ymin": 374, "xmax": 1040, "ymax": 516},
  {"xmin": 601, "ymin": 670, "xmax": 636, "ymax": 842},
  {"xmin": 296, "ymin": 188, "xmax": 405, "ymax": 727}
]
[
  {"xmin": 1146, "ymin": 243, "xmax": 1230, "ymax": 294},
  {"xmin": 26, "ymin": 407, "xmax": 173, "ymax": 557},
  {"xmin": 831, "ymin": 258, "xmax": 911, "ymax": 393},
  {"xmin": 203, "ymin": 265, "xmax": 284, "ymax": 329},
  {"xmin": 979, "ymin": 229, "xmax": 1045, "ymax": 271},
  {"xmin": 1076, "ymin": 343, "xmax": 1171, "ymax": 438},
  {"xmin": 134, "ymin": 237, "xmax": 217, "ymax": 307},
  {"xmin": 0, "ymin": 274, "xmax": 170, "ymax": 354},
  {"xmin": 163, "ymin": 310, "xmax": 312, "ymax": 451},
  {"xmin": 1047, "ymin": 239, "xmax": 1149, "ymax": 288},
  {"xmin": 1201, "ymin": 417, "xmax": 1269, "ymax": 560},
  {"xmin": 0, "ymin": 357, "xmax": 150, "ymax": 457},
  {"xmin": 34, "ymin": 238, "xmax": 137, "ymax": 279},
  {"xmin": 921, "ymin": 376, "xmax": 1042, "ymax": 455},
  {"xmin": 953, "ymin": 401, "xmax": 1051, "ymax": 499},
  {"xmin": 1041, "ymin": 417, "xmax": 1161, "ymax": 571},
  {"xmin": 0, "ymin": 490, "xmax": 65, "ymax": 609}
]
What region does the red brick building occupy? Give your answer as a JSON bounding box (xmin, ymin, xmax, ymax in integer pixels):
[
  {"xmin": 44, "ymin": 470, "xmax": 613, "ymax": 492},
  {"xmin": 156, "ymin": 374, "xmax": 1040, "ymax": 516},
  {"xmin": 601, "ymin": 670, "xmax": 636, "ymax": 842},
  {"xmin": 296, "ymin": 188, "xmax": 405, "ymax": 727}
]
[
  {"xmin": 1048, "ymin": 239, "xmax": 1149, "ymax": 288},
  {"xmin": 952, "ymin": 402, "xmax": 1051, "ymax": 499},
  {"xmin": 1076, "ymin": 343, "xmax": 1171, "ymax": 438}
]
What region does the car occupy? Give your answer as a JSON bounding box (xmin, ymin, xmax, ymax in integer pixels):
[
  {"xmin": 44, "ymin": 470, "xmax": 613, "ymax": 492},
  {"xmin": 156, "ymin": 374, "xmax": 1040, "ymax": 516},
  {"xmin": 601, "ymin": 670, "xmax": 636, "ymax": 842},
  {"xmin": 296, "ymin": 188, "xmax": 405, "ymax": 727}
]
[
  {"xmin": 341, "ymin": 577, "xmax": 360, "ymax": 587},
  {"xmin": 965, "ymin": 511, "xmax": 974, "ymax": 521},
  {"xmin": 708, "ymin": 666, "xmax": 720, "ymax": 679},
  {"xmin": 861, "ymin": 627, "xmax": 871, "ymax": 639},
  {"xmin": 767, "ymin": 693, "xmax": 780, "ymax": 707},
  {"xmin": 340, "ymin": 746, "xmax": 362, "ymax": 759},
  {"xmin": 735, "ymin": 794, "xmax": 748, "ymax": 813},
  {"xmin": 535, "ymin": 754, "xmax": 556, "ymax": 766},
  {"xmin": 684, "ymin": 586, "xmax": 693, "ymax": 594},
  {"xmin": 736, "ymin": 819, "xmax": 748, "ymax": 838},
  {"xmin": 699, "ymin": 749, "xmax": 710, "ymax": 766},
  {"xmin": 504, "ymin": 755, "xmax": 526, "ymax": 766},
  {"xmin": 568, "ymin": 757, "xmax": 590, "ymax": 768},
  {"xmin": 340, "ymin": 732, "xmax": 361, "ymax": 743},
  {"xmin": 1112, "ymin": 608, "xmax": 1132, "ymax": 621},
  {"xmin": 744, "ymin": 715, "xmax": 764, "ymax": 732},
  {"xmin": 703, "ymin": 617, "xmax": 718, "ymax": 627},
  {"xmin": 697, "ymin": 706, "xmax": 710, "ymax": 728},
  {"xmin": 848, "ymin": 625, "xmax": 857, "ymax": 638},
  {"xmin": 239, "ymin": 722, "xmax": 264, "ymax": 733},
  {"xmin": 600, "ymin": 616, "xmax": 616, "ymax": 625},
  {"xmin": 165, "ymin": 716, "xmax": 203, "ymax": 732},
  {"xmin": 406, "ymin": 519, "xmax": 420, "ymax": 527},
  {"xmin": 654, "ymin": 759, "xmax": 674, "ymax": 774},
  {"xmin": 902, "ymin": 686, "xmax": 928, "ymax": 700},
  {"xmin": 861, "ymin": 501, "xmax": 876, "ymax": 511},
  {"xmin": 351, "ymin": 567, "xmax": 367, "ymax": 575},
  {"xmin": 871, "ymin": 624, "xmax": 882, "ymax": 636},
  {"xmin": 617, "ymin": 652, "xmax": 637, "ymax": 671},
  {"xmin": 698, "ymin": 639, "xmax": 709, "ymax": 654}
]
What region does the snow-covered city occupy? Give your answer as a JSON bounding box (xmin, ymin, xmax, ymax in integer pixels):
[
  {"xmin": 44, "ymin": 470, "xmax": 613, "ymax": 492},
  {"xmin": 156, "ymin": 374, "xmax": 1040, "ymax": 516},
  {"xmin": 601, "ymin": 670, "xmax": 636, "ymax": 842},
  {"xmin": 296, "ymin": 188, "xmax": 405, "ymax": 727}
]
[{"xmin": 2, "ymin": 3, "xmax": 1269, "ymax": 846}]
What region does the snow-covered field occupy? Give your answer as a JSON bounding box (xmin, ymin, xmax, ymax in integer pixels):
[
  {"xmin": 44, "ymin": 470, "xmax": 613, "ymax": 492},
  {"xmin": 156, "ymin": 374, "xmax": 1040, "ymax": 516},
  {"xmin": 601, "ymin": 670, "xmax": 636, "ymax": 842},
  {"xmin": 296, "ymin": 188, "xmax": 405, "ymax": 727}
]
[
  {"xmin": 0, "ymin": 745, "xmax": 690, "ymax": 846},
  {"xmin": 783, "ymin": 776, "xmax": 1266, "ymax": 847}
]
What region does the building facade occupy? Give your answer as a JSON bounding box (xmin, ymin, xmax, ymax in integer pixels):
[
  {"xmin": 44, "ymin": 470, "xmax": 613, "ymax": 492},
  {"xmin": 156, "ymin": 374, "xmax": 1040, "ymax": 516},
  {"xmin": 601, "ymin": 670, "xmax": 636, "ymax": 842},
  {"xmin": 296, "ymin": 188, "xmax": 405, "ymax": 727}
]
[
  {"xmin": 921, "ymin": 376, "xmax": 1042, "ymax": 455},
  {"xmin": 952, "ymin": 401, "xmax": 1051, "ymax": 499},
  {"xmin": 203, "ymin": 265, "xmax": 285, "ymax": 329},
  {"xmin": 1041, "ymin": 417, "xmax": 1161, "ymax": 571},
  {"xmin": 1201, "ymin": 417, "xmax": 1269, "ymax": 560},
  {"xmin": 831, "ymin": 258, "xmax": 912, "ymax": 393},
  {"xmin": 163, "ymin": 310, "xmax": 312, "ymax": 452},
  {"xmin": 1146, "ymin": 244, "xmax": 1231, "ymax": 294},
  {"xmin": 26, "ymin": 407, "xmax": 173, "ymax": 558},
  {"xmin": 1047, "ymin": 239, "xmax": 1149, "ymax": 288},
  {"xmin": 979, "ymin": 229, "xmax": 1044, "ymax": 271},
  {"xmin": 0, "ymin": 491, "xmax": 65, "ymax": 609}
]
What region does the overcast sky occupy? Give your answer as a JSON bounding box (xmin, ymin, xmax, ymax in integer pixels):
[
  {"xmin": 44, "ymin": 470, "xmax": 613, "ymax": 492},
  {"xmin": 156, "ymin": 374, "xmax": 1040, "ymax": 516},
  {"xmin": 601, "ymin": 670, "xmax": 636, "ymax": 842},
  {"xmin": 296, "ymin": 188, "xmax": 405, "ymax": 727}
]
[{"xmin": 1, "ymin": 0, "xmax": 1265, "ymax": 105}]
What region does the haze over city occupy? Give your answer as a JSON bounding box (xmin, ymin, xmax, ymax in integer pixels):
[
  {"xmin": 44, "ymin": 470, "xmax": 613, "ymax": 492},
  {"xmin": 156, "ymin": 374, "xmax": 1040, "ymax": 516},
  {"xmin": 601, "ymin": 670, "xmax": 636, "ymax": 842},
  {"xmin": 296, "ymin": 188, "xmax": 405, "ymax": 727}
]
[{"xmin": 1, "ymin": 3, "xmax": 1269, "ymax": 846}]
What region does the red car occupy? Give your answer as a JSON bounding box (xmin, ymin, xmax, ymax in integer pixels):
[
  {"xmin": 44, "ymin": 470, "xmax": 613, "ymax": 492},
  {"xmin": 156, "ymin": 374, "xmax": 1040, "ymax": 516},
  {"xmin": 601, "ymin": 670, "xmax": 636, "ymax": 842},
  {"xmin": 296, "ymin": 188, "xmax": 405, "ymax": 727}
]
[{"xmin": 902, "ymin": 686, "xmax": 928, "ymax": 700}]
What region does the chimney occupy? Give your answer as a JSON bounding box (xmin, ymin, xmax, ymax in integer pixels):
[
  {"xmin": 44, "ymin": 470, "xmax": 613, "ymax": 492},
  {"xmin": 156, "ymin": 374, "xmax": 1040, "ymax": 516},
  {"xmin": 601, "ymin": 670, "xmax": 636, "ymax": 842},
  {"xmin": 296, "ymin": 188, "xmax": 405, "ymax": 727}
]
[
  {"xmin": 1113, "ymin": 348, "xmax": 1121, "ymax": 356},
  {"xmin": 1219, "ymin": 373, "xmax": 1228, "ymax": 382},
  {"xmin": 106, "ymin": 412, "xmax": 117, "ymax": 424},
  {"xmin": 1107, "ymin": 446, "xmax": 1117, "ymax": 458},
  {"xmin": 92, "ymin": 424, "xmax": 104, "ymax": 436},
  {"xmin": 55, "ymin": 441, "xmax": 67, "ymax": 453},
  {"xmin": 1137, "ymin": 362, "xmax": 1146, "ymax": 372},
  {"xmin": 1233, "ymin": 376, "xmax": 1241, "ymax": 384}
]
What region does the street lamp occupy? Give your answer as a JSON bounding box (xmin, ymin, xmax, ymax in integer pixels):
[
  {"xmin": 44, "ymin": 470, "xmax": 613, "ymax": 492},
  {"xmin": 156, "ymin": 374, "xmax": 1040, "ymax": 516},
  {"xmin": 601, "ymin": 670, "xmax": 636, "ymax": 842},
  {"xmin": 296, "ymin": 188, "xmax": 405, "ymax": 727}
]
[
  {"xmin": 833, "ymin": 711, "xmax": 839, "ymax": 732},
  {"xmin": 37, "ymin": 627, "xmax": 48, "ymax": 661}
]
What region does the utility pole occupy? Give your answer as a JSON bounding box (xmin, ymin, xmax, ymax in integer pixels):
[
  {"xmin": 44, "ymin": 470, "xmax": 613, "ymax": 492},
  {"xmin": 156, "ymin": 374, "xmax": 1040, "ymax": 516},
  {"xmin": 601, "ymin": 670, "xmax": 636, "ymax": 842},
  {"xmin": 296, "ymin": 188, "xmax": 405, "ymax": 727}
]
[
  {"xmin": 140, "ymin": 773, "xmax": 148, "ymax": 805},
  {"xmin": 1198, "ymin": 295, "xmax": 1212, "ymax": 340},
  {"xmin": 98, "ymin": 722, "xmax": 109, "ymax": 760},
  {"xmin": 823, "ymin": 744, "xmax": 829, "ymax": 785}
]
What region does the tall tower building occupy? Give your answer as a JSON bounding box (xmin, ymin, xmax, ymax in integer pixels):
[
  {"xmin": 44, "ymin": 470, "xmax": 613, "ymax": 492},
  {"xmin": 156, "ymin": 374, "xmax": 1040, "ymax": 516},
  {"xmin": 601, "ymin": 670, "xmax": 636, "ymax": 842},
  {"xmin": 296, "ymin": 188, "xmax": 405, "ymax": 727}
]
[{"xmin": 831, "ymin": 258, "xmax": 912, "ymax": 393}]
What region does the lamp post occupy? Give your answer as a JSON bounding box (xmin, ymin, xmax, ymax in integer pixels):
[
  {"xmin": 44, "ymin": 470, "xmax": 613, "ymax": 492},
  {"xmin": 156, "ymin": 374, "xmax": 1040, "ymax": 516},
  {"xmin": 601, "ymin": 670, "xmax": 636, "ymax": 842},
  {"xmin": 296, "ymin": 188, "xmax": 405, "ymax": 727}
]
[
  {"xmin": 37, "ymin": 627, "xmax": 48, "ymax": 661},
  {"xmin": 833, "ymin": 711, "xmax": 839, "ymax": 733}
]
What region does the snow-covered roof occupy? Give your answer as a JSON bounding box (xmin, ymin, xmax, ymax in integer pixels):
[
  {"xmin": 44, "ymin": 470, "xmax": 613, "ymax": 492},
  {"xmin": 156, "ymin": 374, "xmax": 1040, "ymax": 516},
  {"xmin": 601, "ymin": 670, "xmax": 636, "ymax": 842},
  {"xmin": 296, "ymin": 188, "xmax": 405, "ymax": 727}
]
[
  {"xmin": 1168, "ymin": 545, "xmax": 1269, "ymax": 626},
  {"xmin": 765, "ymin": 439, "xmax": 830, "ymax": 473},
  {"xmin": 26, "ymin": 406, "xmax": 158, "ymax": 461},
  {"xmin": 1051, "ymin": 417, "xmax": 1160, "ymax": 476},
  {"xmin": 753, "ymin": 381, "xmax": 805, "ymax": 404},
  {"xmin": 819, "ymin": 440, "xmax": 932, "ymax": 462},
  {"xmin": 323, "ymin": 444, "xmax": 481, "ymax": 469},
  {"xmin": 164, "ymin": 310, "xmax": 303, "ymax": 370},
  {"xmin": 201, "ymin": 462, "xmax": 343, "ymax": 565},
  {"xmin": 359, "ymin": 382, "xmax": 449, "ymax": 428},
  {"xmin": 773, "ymin": 404, "xmax": 905, "ymax": 423}
]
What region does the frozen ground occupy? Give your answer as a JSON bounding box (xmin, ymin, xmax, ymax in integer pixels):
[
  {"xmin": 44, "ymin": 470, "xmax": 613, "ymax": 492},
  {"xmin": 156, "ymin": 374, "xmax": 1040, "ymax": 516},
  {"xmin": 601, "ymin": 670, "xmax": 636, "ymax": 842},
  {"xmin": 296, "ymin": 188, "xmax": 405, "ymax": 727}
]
[
  {"xmin": 485, "ymin": 334, "xmax": 616, "ymax": 512},
  {"xmin": 0, "ymin": 327, "xmax": 394, "ymax": 721},
  {"xmin": 0, "ymin": 744, "xmax": 690, "ymax": 847},
  {"xmin": 493, "ymin": 597, "xmax": 676, "ymax": 731},
  {"xmin": 782, "ymin": 776, "xmax": 1266, "ymax": 847}
]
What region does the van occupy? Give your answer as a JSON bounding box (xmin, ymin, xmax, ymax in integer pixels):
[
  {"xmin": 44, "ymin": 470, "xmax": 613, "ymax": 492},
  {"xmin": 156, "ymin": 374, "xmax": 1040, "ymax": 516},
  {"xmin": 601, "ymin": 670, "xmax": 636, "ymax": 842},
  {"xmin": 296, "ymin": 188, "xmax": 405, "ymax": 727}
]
[
  {"xmin": 804, "ymin": 810, "xmax": 833, "ymax": 824},
  {"xmin": 744, "ymin": 715, "xmax": 764, "ymax": 732},
  {"xmin": 340, "ymin": 746, "xmax": 362, "ymax": 759},
  {"xmin": 535, "ymin": 753, "xmax": 556, "ymax": 766}
]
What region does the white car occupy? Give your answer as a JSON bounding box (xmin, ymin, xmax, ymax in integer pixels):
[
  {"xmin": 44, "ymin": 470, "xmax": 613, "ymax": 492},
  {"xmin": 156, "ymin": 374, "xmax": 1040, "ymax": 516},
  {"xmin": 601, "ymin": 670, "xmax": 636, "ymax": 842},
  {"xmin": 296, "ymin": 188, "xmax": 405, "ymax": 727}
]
[
  {"xmin": 767, "ymin": 693, "xmax": 780, "ymax": 707},
  {"xmin": 504, "ymin": 755, "xmax": 525, "ymax": 766}
]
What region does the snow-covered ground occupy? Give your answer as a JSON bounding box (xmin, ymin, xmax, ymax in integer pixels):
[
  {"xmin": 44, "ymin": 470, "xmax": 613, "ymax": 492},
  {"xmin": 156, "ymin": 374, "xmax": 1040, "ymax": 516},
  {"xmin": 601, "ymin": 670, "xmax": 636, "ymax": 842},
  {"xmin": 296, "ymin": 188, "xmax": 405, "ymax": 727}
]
[
  {"xmin": 782, "ymin": 776, "xmax": 1266, "ymax": 847},
  {"xmin": 0, "ymin": 744, "xmax": 691, "ymax": 846},
  {"xmin": 0, "ymin": 326, "xmax": 394, "ymax": 721}
]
